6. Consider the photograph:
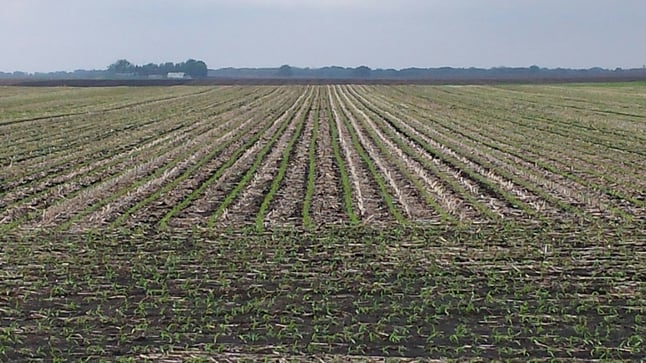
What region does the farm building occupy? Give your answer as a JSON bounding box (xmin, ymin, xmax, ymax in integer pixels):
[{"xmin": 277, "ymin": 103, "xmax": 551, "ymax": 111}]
[{"xmin": 167, "ymin": 72, "xmax": 189, "ymax": 79}]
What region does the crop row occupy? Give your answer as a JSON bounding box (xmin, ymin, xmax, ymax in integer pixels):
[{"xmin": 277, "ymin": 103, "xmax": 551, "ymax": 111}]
[{"xmin": 1, "ymin": 84, "xmax": 644, "ymax": 232}]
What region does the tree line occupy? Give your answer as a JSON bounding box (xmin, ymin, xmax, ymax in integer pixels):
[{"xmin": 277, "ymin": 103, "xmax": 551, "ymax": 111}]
[
  {"xmin": 3, "ymin": 62, "xmax": 646, "ymax": 82},
  {"xmin": 107, "ymin": 59, "xmax": 208, "ymax": 78},
  {"xmin": 209, "ymin": 64, "xmax": 646, "ymax": 81}
]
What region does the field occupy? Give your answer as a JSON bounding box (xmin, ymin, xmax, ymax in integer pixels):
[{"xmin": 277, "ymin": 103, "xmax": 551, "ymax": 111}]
[{"xmin": 1, "ymin": 84, "xmax": 645, "ymax": 361}]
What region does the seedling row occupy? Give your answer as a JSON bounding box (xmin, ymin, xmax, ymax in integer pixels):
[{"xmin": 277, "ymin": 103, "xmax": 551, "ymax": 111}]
[{"xmin": 1, "ymin": 85, "xmax": 644, "ymax": 231}]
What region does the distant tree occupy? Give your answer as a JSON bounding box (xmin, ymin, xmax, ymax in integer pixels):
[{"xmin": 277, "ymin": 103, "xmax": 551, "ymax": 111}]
[
  {"xmin": 108, "ymin": 59, "xmax": 134, "ymax": 74},
  {"xmin": 106, "ymin": 59, "xmax": 208, "ymax": 78},
  {"xmin": 136, "ymin": 63, "xmax": 157, "ymax": 76},
  {"xmin": 277, "ymin": 64, "xmax": 293, "ymax": 77},
  {"xmin": 352, "ymin": 65, "xmax": 372, "ymax": 79},
  {"xmin": 160, "ymin": 62, "xmax": 175, "ymax": 74},
  {"xmin": 183, "ymin": 59, "xmax": 208, "ymax": 78}
]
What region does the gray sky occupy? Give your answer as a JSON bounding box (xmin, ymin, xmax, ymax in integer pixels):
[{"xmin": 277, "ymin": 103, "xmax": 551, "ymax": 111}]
[{"xmin": 2, "ymin": 0, "xmax": 645, "ymax": 72}]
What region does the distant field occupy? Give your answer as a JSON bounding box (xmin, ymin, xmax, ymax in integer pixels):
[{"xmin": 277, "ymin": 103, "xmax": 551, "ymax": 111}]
[{"xmin": 1, "ymin": 84, "xmax": 644, "ymax": 361}]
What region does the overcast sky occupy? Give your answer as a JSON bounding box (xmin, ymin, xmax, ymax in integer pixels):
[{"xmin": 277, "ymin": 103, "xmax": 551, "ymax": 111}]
[{"xmin": 2, "ymin": 0, "xmax": 645, "ymax": 72}]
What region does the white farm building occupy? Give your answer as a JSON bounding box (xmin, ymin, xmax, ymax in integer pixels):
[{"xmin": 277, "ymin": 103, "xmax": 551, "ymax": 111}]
[{"xmin": 167, "ymin": 72, "xmax": 189, "ymax": 79}]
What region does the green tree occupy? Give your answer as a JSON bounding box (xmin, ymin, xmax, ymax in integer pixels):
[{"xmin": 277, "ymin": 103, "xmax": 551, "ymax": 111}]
[
  {"xmin": 107, "ymin": 58, "xmax": 208, "ymax": 78},
  {"xmin": 184, "ymin": 59, "xmax": 208, "ymax": 78},
  {"xmin": 277, "ymin": 64, "xmax": 293, "ymax": 77},
  {"xmin": 352, "ymin": 65, "xmax": 372, "ymax": 79},
  {"xmin": 107, "ymin": 59, "xmax": 134, "ymax": 73}
]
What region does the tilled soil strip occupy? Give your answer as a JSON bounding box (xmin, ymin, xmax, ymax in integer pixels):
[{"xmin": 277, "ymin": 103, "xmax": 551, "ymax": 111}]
[
  {"xmin": 372, "ymin": 87, "xmax": 638, "ymax": 221},
  {"xmin": 346, "ymin": 87, "xmax": 481, "ymax": 222},
  {"xmin": 310, "ymin": 93, "xmax": 346, "ymax": 226},
  {"xmin": 265, "ymin": 89, "xmax": 320, "ymax": 227},
  {"xmin": 1, "ymin": 87, "xmax": 256, "ymax": 185},
  {"xmin": 357, "ymin": 87, "xmax": 548, "ymax": 221},
  {"xmin": 0, "ymin": 87, "xmax": 221, "ymax": 168},
  {"xmin": 339, "ymin": 86, "xmax": 447, "ymax": 223},
  {"xmin": 208, "ymin": 87, "xmax": 315, "ymax": 228},
  {"xmin": 4, "ymin": 90, "xmax": 267, "ymax": 229},
  {"xmin": 120, "ymin": 89, "xmax": 305, "ymax": 229},
  {"xmin": 159, "ymin": 88, "xmax": 311, "ymax": 229},
  {"xmin": 19, "ymin": 89, "xmax": 287, "ymax": 230},
  {"xmin": 398, "ymin": 87, "xmax": 646, "ymax": 207},
  {"xmin": 328, "ymin": 86, "xmax": 393, "ymax": 224}
]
